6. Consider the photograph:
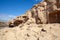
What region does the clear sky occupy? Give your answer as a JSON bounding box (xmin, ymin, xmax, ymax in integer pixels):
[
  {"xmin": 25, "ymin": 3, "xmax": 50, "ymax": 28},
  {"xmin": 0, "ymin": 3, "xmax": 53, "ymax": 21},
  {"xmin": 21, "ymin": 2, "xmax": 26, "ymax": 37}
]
[{"xmin": 0, "ymin": 0, "xmax": 42, "ymax": 21}]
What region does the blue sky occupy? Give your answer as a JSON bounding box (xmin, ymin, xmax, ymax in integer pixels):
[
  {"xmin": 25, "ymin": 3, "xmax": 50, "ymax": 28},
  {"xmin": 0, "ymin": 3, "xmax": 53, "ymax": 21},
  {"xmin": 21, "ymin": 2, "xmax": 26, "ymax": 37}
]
[{"xmin": 0, "ymin": 0, "xmax": 42, "ymax": 21}]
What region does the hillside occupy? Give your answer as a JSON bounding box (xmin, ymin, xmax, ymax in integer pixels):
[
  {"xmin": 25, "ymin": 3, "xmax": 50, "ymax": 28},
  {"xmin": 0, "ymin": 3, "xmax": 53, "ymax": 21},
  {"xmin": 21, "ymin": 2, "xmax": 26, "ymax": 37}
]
[
  {"xmin": 0, "ymin": 0, "xmax": 60, "ymax": 40},
  {"xmin": 0, "ymin": 21, "xmax": 8, "ymax": 29}
]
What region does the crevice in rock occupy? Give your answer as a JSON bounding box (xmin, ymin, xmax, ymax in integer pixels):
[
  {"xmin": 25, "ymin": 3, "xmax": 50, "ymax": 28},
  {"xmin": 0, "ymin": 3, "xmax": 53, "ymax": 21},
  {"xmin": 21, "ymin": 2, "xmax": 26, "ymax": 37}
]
[
  {"xmin": 27, "ymin": 34, "xmax": 30, "ymax": 37},
  {"xmin": 41, "ymin": 28, "xmax": 47, "ymax": 32},
  {"xmin": 37, "ymin": 37, "xmax": 39, "ymax": 40},
  {"xmin": 9, "ymin": 23, "xmax": 15, "ymax": 28}
]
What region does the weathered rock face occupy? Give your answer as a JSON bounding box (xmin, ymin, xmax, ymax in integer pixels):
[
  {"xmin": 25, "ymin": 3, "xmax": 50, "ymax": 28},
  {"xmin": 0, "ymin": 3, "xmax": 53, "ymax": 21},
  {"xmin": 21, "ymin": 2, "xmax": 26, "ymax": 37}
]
[
  {"xmin": 9, "ymin": 0, "xmax": 60, "ymax": 27},
  {"xmin": 44, "ymin": 0, "xmax": 60, "ymax": 10},
  {"xmin": 9, "ymin": 15, "xmax": 29, "ymax": 27},
  {"xmin": 44, "ymin": 0, "xmax": 60, "ymax": 23},
  {"xmin": 49, "ymin": 10, "xmax": 60, "ymax": 23},
  {"xmin": 8, "ymin": 2, "xmax": 47, "ymax": 27}
]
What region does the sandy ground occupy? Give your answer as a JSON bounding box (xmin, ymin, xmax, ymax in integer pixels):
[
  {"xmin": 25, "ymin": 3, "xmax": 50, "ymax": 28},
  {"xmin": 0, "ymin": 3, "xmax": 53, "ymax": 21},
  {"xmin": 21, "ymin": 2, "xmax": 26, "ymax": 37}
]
[{"xmin": 0, "ymin": 24, "xmax": 60, "ymax": 40}]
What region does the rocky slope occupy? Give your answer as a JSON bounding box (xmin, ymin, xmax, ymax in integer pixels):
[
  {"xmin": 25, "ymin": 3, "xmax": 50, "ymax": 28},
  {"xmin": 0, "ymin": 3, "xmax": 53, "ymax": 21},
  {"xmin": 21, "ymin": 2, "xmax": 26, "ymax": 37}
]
[
  {"xmin": 0, "ymin": 0, "xmax": 60, "ymax": 40},
  {"xmin": 0, "ymin": 24, "xmax": 60, "ymax": 40},
  {"xmin": 8, "ymin": 0, "xmax": 60, "ymax": 27}
]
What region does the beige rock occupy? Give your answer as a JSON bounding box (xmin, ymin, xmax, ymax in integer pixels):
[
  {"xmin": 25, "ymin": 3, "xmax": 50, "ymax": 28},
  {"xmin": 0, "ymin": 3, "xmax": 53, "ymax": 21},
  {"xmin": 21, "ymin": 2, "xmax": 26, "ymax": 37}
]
[
  {"xmin": 25, "ymin": 10, "xmax": 32, "ymax": 18},
  {"xmin": 0, "ymin": 24, "xmax": 60, "ymax": 40},
  {"xmin": 44, "ymin": 0, "xmax": 56, "ymax": 4},
  {"xmin": 39, "ymin": 2, "xmax": 47, "ymax": 9},
  {"xmin": 8, "ymin": 0, "xmax": 60, "ymax": 26},
  {"xmin": 37, "ymin": 6, "xmax": 47, "ymax": 23},
  {"xmin": 1, "ymin": 0, "xmax": 60, "ymax": 40}
]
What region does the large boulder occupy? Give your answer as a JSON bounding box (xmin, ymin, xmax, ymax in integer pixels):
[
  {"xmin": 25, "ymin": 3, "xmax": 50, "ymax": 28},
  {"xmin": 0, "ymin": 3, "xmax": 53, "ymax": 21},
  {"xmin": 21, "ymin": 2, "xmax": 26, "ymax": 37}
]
[{"xmin": 9, "ymin": 15, "xmax": 29, "ymax": 27}]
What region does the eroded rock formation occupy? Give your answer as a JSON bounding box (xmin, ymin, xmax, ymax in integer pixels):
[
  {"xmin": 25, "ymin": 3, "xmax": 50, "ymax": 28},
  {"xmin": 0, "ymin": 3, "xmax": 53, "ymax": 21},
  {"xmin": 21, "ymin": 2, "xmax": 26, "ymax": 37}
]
[
  {"xmin": 44, "ymin": 0, "xmax": 60, "ymax": 23},
  {"xmin": 0, "ymin": 0, "xmax": 60, "ymax": 40},
  {"xmin": 9, "ymin": 0, "xmax": 60, "ymax": 27}
]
